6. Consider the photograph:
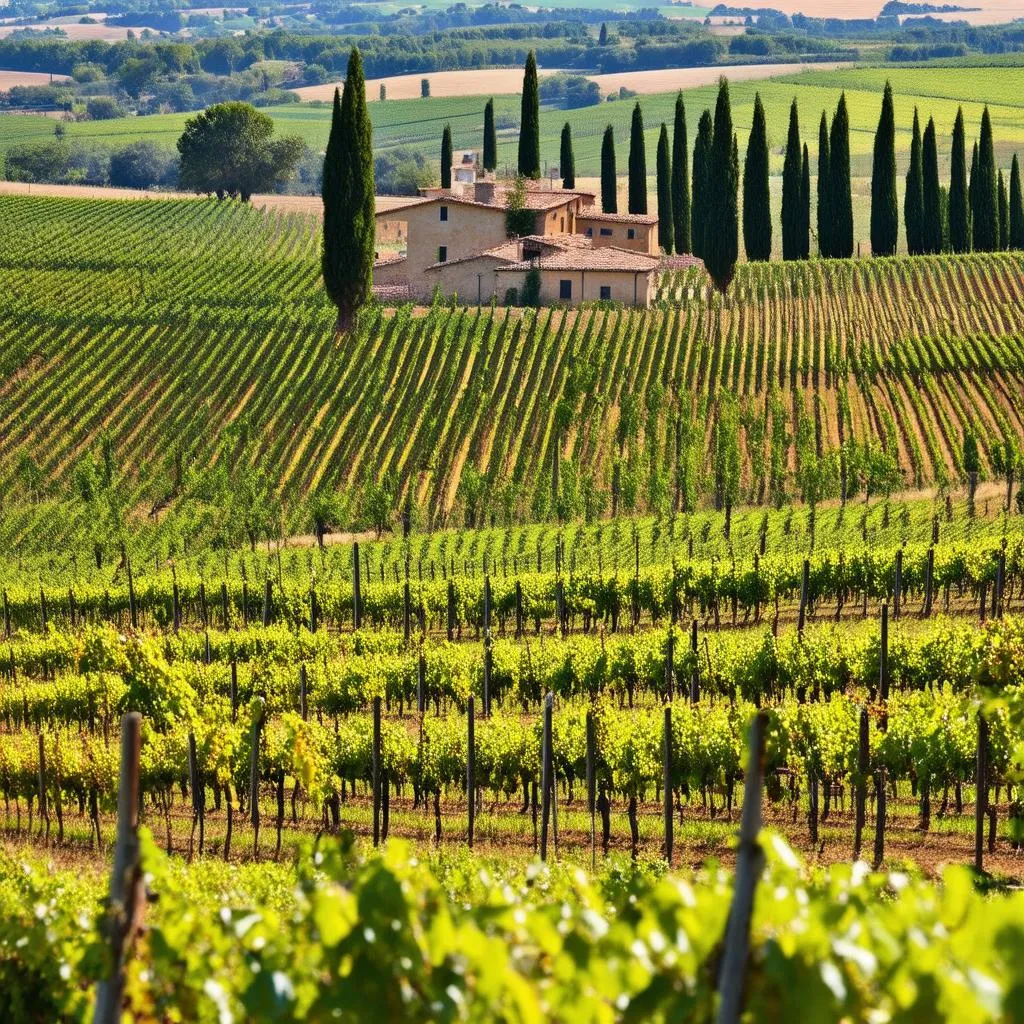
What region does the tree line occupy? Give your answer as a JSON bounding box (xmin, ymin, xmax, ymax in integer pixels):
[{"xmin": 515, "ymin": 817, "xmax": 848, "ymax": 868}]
[{"xmin": 501, "ymin": 52, "xmax": 1024, "ymax": 290}]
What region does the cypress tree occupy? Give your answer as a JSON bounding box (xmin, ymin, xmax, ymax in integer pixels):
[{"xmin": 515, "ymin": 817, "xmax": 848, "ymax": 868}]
[
  {"xmin": 691, "ymin": 109, "xmax": 713, "ymax": 261},
  {"xmin": 949, "ymin": 107, "xmax": 969, "ymax": 253},
  {"xmin": 322, "ymin": 47, "xmax": 374, "ymax": 334},
  {"xmin": 599, "ymin": 21, "xmax": 608, "ymax": 44},
  {"xmin": 1010, "ymin": 154, "xmax": 1024, "ymax": 249},
  {"xmin": 656, "ymin": 123, "xmax": 673, "ymax": 253},
  {"xmin": 999, "ymin": 168, "xmax": 1009, "ymax": 250},
  {"xmin": 671, "ymin": 91, "xmax": 690, "ymax": 254},
  {"xmin": 628, "ymin": 101, "xmax": 647, "ymax": 214},
  {"xmin": 704, "ymin": 77, "xmax": 739, "ymax": 292},
  {"xmin": 601, "ymin": 124, "xmax": 617, "ymax": 214},
  {"xmin": 829, "ymin": 93, "xmax": 853, "ymax": 258},
  {"xmin": 560, "ymin": 122, "xmax": 575, "ymax": 189},
  {"xmin": 440, "ymin": 123, "xmax": 453, "ymax": 189},
  {"xmin": 517, "ymin": 51, "xmax": 540, "ymax": 179},
  {"xmin": 974, "ymin": 106, "xmax": 998, "ymax": 251},
  {"xmin": 969, "ymin": 140, "xmax": 979, "ymax": 248},
  {"xmin": 781, "ymin": 98, "xmax": 802, "ymax": 260},
  {"xmin": 801, "ymin": 142, "xmax": 811, "ymax": 259},
  {"xmin": 904, "ymin": 108, "xmax": 924, "ymax": 256},
  {"xmin": 870, "ymin": 80, "xmax": 898, "ymax": 256},
  {"xmin": 482, "ymin": 98, "xmax": 496, "ymax": 172},
  {"xmin": 817, "ymin": 111, "xmax": 831, "ymax": 257},
  {"xmin": 743, "ymin": 91, "xmax": 771, "ymax": 261},
  {"xmin": 922, "ymin": 117, "xmax": 942, "ymax": 254}
]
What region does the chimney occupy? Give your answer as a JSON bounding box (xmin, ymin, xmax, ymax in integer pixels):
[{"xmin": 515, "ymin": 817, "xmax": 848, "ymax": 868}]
[{"xmin": 474, "ymin": 179, "xmax": 497, "ymax": 205}]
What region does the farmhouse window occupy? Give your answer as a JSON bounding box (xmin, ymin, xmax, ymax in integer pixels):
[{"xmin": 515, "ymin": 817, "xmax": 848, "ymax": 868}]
[
  {"xmin": 440, "ymin": 206, "xmax": 448, "ymax": 222},
  {"xmin": 599, "ymin": 228, "xmax": 613, "ymax": 237},
  {"xmin": 600, "ymin": 285, "xmax": 611, "ymax": 300},
  {"xmin": 627, "ymin": 228, "xmax": 636, "ymax": 240},
  {"xmin": 438, "ymin": 246, "xmax": 447, "ymax": 262},
  {"xmin": 559, "ymin": 279, "xmax": 572, "ymax": 300}
]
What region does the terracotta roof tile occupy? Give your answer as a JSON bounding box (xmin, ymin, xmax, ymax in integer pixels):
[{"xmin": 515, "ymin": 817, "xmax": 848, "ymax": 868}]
[{"xmin": 577, "ymin": 210, "xmax": 659, "ymax": 225}]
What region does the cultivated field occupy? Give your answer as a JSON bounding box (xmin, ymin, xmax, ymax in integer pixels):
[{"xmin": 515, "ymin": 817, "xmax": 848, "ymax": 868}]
[{"xmin": 0, "ymin": 69, "xmax": 69, "ymax": 88}]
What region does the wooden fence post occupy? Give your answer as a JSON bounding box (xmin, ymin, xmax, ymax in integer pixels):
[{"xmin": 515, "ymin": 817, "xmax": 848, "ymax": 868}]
[
  {"xmin": 976, "ymin": 713, "xmax": 988, "ymax": 873},
  {"xmin": 467, "ymin": 696, "xmax": 475, "ymax": 849},
  {"xmin": 352, "ymin": 543, "xmax": 362, "ymax": 630},
  {"xmin": 372, "ymin": 696, "xmax": 382, "ymax": 848},
  {"xmin": 663, "ymin": 706, "xmax": 673, "ymax": 866},
  {"xmin": 540, "ymin": 693, "xmax": 553, "ymax": 861},
  {"xmin": 93, "ymin": 713, "xmax": 143, "ymax": 1024},
  {"xmin": 853, "ymin": 707, "xmax": 868, "ymax": 860},
  {"xmin": 715, "ymin": 712, "xmax": 767, "ymax": 1024}
]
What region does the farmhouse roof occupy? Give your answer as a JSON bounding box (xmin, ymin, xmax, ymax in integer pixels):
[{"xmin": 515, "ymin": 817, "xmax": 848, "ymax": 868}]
[
  {"xmin": 424, "ymin": 236, "xmax": 661, "ymax": 274},
  {"xmin": 577, "ymin": 210, "xmax": 659, "ymax": 225},
  {"xmin": 375, "ymin": 196, "xmax": 434, "ymax": 216}
]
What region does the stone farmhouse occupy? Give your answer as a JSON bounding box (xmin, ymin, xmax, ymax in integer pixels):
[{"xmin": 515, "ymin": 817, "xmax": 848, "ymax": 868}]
[{"xmin": 374, "ymin": 154, "xmax": 697, "ymax": 307}]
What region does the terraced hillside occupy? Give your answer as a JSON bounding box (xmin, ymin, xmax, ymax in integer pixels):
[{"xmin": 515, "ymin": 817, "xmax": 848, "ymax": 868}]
[{"xmin": 2, "ymin": 193, "xmax": 1024, "ymax": 549}]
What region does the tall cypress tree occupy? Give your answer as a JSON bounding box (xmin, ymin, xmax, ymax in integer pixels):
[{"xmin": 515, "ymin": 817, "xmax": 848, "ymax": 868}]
[
  {"xmin": 601, "ymin": 124, "xmax": 617, "ymax": 214},
  {"xmin": 1010, "ymin": 153, "xmax": 1024, "ymax": 249},
  {"xmin": 801, "ymin": 142, "xmax": 811, "ymax": 259},
  {"xmin": 560, "ymin": 122, "xmax": 575, "ymax": 189},
  {"xmin": 705, "ymin": 77, "xmax": 739, "ymax": 291},
  {"xmin": 922, "ymin": 116, "xmax": 942, "ymax": 254},
  {"xmin": 969, "ymin": 141, "xmax": 979, "ymax": 248},
  {"xmin": 974, "ymin": 106, "xmax": 998, "ymax": 251},
  {"xmin": 817, "ymin": 111, "xmax": 831, "ymax": 257},
  {"xmin": 870, "ymin": 80, "xmax": 898, "ymax": 256},
  {"xmin": 322, "ymin": 47, "xmax": 374, "ymax": 334},
  {"xmin": 482, "ymin": 98, "xmax": 496, "ymax": 172},
  {"xmin": 691, "ymin": 109, "xmax": 713, "ymax": 261},
  {"xmin": 743, "ymin": 91, "xmax": 771, "ymax": 261},
  {"xmin": 999, "ymin": 168, "xmax": 1009, "ymax": 250},
  {"xmin": 781, "ymin": 98, "xmax": 802, "ymax": 260},
  {"xmin": 517, "ymin": 51, "xmax": 540, "ymax": 179},
  {"xmin": 627, "ymin": 101, "xmax": 647, "ymax": 214},
  {"xmin": 829, "ymin": 93, "xmax": 853, "ymax": 258},
  {"xmin": 440, "ymin": 123, "xmax": 453, "ymax": 189},
  {"xmin": 905, "ymin": 108, "xmax": 924, "ymax": 256},
  {"xmin": 656, "ymin": 123, "xmax": 673, "ymax": 253},
  {"xmin": 948, "ymin": 107, "xmax": 969, "ymax": 253},
  {"xmin": 671, "ymin": 91, "xmax": 690, "ymax": 254}
]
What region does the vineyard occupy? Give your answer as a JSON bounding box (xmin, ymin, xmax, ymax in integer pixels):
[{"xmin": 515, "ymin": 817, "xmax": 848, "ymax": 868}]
[{"xmin": 3, "ymin": 194, "xmax": 1024, "ymax": 554}]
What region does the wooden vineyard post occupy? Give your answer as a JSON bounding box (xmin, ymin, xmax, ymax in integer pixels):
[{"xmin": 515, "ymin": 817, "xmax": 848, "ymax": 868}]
[
  {"xmin": 127, "ymin": 559, "xmax": 137, "ymax": 630},
  {"xmin": 997, "ymin": 545, "xmax": 1006, "ymax": 619},
  {"xmin": 417, "ymin": 650, "xmax": 426, "ymax": 714},
  {"xmin": 352, "ymin": 543, "xmax": 362, "ymax": 630},
  {"xmin": 199, "ymin": 582, "xmax": 208, "ymax": 629},
  {"xmin": 467, "ymin": 696, "xmax": 475, "ymax": 849},
  {"xmin": 447, "ymin": 579, "xmax": 456, "ymax": 641},
  {"xmin": 39, "ymin": 587, "xmax": 48, "ymax": 631},
  {"xmin": 853, "ymin": 707, "xmax": 868, "ymax": 860},
  {"xmin": 893, "ymin": 547, "xmax": 903, "ymax": 621},
  {"xmin": 172, "ymin": 580, "xmax": 181, "ymax": 632},
  {"xmin": 514, "ymin": 580, "xmax": 523, "ymax": 639},
  {"xmin": 797, "ymin": 558, "xmax": 809, "ymax": 636},
  {"xmin": 483, "ymin": 576, "xmax": 492, "ymax": 716},
  {"xmin": 690, "ymin": 619, "xmax": 700, "ymax": 703},
  {"xmin": 262, "ymin": 579, "xmax": 272, "ymax": 627},
  {"xmin": 663, "ymin": 706, "xmax": 673, "ymax": 866},
  {"xmin": 221, "ymin": 582, "xmax": 230, "ymax": 629},
  {"xmin": 299, "ymin": 664, "xmax": 308, "ymax": 721},
  {"xmin": 37, "ymin": 733, "xmax": 49, "ymax": 845},
  {"xmin": 923, "ymin": 546, "xmax": 934, "ymax": 618},
  {"xmin": 716, "ymin": 712, "xmax": 767, "ymax": 1024},
  {"xmin": 665, "ymin": 627, "xmax": 675, "ymax": 702},
  {"xmin": 879, "ymin": 602, "xmax": 889, "ymax": 717},
  {"xmin": 873, "ymin": 768, "xmax": 886, "ymax": 869},
  {"xmin": 976, "ymin": 713, "xmax": 988, "ymax": 873},
  {"xmin": 372, "ymin": 696, "xmax": 382, "ymax": 848},
  {"xmin": 229, "ymin": 662, "xmax": 238, "ymax": 723},
  {"xmin": 187, "ymin": 731, "xmax": 205, "ymax": 859},
  {"xmin": 586, "ymin": 710, "xmax": 596, "ymax": 871},
  {"xmin": 93, "ymin": 713, "xmax": 144, "ymax": 1024},
  {"xmin": 249, "ymin": 707, "xmax": 264, "ymax": 859},
  {"xmin": 555, "ymin": 579, "xmax": 566, "ymax": 638},
  {"xmin": 540, "ymin": 693, "xmax": 553, "ymax": 862},
  {"xmin": 310, "ymin": 587, "xmax": 318, "ymax": 633},
  {"xmin": 403, "ymin": 579, "xmax": 411, "ymax": 646}
]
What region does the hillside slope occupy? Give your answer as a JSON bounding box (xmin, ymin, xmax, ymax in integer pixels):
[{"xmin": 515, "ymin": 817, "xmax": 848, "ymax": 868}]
[{"xmin": 1, "ymin": 194, "xmax": 1023, "ymax": 549}]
